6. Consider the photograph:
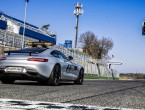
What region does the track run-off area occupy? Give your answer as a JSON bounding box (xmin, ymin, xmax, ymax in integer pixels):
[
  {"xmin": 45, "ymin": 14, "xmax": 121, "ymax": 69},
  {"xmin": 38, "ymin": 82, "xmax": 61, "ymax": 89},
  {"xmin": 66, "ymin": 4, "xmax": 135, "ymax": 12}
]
[{"xmin": 0, "ymin": 80, "xmax": 145, "ymax": 110}]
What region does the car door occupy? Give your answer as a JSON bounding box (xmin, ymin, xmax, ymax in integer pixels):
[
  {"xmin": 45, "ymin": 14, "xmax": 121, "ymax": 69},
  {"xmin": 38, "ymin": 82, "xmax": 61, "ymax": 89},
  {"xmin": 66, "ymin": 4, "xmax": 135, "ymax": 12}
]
[
  {"xmin": 56, "ymin": 51, "xmax": 76, "ymax": 80},
  {"xmin": 50, "ymin": 50, "xmax": 68, "ymax": 74},
  {"xmin": 70, "ymin": 61, "xmax": 79, "ymax": 77}
]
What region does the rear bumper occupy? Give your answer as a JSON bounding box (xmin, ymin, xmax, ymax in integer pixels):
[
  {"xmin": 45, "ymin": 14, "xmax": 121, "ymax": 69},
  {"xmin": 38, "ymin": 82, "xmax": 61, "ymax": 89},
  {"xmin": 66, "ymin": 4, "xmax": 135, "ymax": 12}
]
[
  {"xmin": 0, "ymin": 68, "xmax": 48, "ymax": 80},
  {"xmin": 0, "ymin": 60, "xmax": 54, "ymax": 78}
]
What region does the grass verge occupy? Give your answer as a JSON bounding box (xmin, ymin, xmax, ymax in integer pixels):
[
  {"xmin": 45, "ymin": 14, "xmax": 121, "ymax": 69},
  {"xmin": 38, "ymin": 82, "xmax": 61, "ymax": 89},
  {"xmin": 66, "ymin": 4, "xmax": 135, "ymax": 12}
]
[{"xmin": 84, "ymin": 74, "xmax": 119, "ymax": 80}]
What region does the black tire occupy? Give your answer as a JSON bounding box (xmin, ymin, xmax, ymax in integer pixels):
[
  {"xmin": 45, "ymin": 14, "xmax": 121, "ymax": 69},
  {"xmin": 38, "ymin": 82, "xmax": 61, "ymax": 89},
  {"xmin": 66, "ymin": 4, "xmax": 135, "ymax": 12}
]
[
  {"xmin": 74, "ymin": 68, "xmax": 84, "ymax": 85},
  {"xmin": 1, "ymin": 78, "xmax": 15, "ymax": 84},
  {"xmin": 48, "ymin": 64, "xmax": 61, "ymax": 86},
  {"xmin": 38, "ymin": 80, "xmax": 48, "ymax": 85}
]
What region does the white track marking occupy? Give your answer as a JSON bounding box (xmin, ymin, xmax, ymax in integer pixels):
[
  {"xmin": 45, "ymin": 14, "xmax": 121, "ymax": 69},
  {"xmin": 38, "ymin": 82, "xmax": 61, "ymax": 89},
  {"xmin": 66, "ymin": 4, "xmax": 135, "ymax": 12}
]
[{"xmin": 0, "ymin": 98, "xmax": 140, "ymax": 110}]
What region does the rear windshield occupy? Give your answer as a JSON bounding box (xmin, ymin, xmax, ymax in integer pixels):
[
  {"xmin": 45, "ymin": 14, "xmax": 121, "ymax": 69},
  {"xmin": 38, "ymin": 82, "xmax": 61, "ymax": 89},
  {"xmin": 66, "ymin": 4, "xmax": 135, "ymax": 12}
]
[{"xmin": 17, "ymin": 47, "xmax": 47, "ymax": 53}]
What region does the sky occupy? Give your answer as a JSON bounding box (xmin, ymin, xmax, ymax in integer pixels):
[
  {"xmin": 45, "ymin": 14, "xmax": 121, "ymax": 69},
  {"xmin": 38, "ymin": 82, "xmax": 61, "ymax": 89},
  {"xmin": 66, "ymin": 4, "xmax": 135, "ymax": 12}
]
[{"xmin": 0, "ymin": 0, "xmax": 145, "ymax": 73}]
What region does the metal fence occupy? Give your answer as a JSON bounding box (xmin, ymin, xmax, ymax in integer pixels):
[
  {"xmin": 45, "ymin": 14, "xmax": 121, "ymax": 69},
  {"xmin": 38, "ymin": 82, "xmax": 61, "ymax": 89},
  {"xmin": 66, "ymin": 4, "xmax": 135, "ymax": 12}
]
[{"xmin": 0, "ymin": 29, "xmax": 38, "ymax": 48}]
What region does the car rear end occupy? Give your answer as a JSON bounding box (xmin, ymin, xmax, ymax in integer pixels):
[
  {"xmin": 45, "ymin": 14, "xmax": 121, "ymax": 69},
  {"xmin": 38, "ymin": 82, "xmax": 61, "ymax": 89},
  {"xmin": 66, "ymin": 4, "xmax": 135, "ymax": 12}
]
[{"xmin": 0, "ymin": 47, "xmax": 52, "ymax": 81}]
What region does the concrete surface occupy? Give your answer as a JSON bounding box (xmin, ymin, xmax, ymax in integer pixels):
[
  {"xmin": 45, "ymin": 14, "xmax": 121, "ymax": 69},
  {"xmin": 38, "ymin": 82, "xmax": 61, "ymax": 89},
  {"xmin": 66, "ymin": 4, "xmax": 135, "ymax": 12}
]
[{"xmin": 0, "ymin": 80, "xmax": 145, "ymax": 109}]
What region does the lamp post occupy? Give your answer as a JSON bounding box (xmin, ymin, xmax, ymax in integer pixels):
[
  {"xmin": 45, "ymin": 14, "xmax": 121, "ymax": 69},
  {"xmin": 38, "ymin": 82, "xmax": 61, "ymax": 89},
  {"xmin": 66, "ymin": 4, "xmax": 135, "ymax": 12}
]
[
  {"xmin": 22, "ymin": 0, "xmax": 29, "ymax": 48},
  {"xmin": 74, "ymin": 3, "xmax": 83, "ymax": 48},
  {"xmin": 109, "ymin": 55, "xmax": 122, "ymax": 80}
]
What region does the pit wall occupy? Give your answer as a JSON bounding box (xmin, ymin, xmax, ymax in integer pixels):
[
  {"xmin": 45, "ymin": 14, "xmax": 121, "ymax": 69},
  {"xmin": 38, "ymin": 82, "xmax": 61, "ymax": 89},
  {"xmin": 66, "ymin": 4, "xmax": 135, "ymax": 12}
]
[{"xmin": 54, "ymin": 46, "xmax": 119, "ymax": 78}]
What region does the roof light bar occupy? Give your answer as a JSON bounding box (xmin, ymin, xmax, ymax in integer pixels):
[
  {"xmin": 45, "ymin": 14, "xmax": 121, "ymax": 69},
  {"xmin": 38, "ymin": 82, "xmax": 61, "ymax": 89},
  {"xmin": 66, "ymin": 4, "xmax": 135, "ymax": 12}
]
[{"xmin": 27, "ymin": 42, "xmax": 54, "ymax": 47}]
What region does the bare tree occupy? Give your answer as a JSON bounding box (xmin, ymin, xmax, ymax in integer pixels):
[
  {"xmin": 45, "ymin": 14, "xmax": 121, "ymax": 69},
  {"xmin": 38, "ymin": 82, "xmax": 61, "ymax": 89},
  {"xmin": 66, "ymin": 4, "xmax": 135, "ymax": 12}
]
[
  {"xmin": 96, "ymin": 37, "xmax": 113, "ymax": 59},
  {"xmin": 79, "ymin": 31, "xmax": 96, "ymax": 55},
  {"xmin": 79, "ymin": 31, "xmax": 113, "ymax": 59}
]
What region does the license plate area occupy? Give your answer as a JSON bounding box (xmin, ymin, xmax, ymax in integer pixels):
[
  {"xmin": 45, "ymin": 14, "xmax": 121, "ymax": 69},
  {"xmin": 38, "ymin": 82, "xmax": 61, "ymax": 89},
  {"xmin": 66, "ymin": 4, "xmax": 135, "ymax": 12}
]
[{"xmin": 5, "ymin": 67, "xmax": 24, "ymax": 73}]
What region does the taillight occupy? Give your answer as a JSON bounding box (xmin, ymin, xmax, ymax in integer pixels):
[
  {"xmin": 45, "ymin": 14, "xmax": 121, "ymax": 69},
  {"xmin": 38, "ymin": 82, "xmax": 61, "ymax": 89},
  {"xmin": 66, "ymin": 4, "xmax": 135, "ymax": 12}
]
[
  {"xmin": 27, "ymin": 58, "xmax": 48, "ymax": 62},
  {"xmin": 0, "ymin": 57, "xmax": 6, "ymax": 60}
]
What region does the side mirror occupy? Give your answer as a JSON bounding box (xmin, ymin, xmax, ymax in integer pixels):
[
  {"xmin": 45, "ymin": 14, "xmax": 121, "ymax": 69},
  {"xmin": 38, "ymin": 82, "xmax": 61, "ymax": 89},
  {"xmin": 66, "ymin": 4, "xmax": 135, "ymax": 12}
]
[{"xmin": 68, "ymin": 56, "xmax": 73, "ymax": 61}]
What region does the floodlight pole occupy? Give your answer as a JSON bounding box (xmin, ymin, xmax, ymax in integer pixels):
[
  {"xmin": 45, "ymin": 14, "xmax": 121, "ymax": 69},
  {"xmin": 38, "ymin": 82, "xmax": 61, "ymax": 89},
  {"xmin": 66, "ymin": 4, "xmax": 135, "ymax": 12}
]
[
  {"xmin": 74, "ymin": 3, "xmax": 83, "ymax": 48},
  {"xmin": 75, "ymin": 15, "xmax": 79, "ymax": 48},
  {"xmin": 22, "ymin": 0, "xmax": 29, "ymax": 49}
]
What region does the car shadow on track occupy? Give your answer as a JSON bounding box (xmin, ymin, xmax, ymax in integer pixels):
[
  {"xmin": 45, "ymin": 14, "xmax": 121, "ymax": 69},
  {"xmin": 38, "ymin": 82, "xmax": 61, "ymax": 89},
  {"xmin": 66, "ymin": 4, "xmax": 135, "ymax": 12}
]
[{"xmin": 11, "ymin": 80, "xmax": 76, "ymax": 86}]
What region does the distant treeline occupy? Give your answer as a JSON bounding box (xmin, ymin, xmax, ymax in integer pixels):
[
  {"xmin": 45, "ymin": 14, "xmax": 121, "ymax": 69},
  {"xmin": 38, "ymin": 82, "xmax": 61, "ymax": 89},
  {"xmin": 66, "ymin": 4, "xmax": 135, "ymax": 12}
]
[{"xmin": 120, "ymin": 73, "xmax": 145, "ymax": 79}]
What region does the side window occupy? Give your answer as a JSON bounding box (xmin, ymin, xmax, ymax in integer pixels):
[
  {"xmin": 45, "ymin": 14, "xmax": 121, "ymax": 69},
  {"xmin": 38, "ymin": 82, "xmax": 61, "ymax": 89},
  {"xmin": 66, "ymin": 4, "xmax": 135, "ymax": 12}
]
[
  {"xmin": 58, "ymin": 51, "xmax": 68, "ymax": 61},
  {"xmin": 50, "ymin": 51, "xmax": 59, "ymax": 58},
  {"xmin": 51, "ymin": 50, "xmax": 68, "ymax": 61}
]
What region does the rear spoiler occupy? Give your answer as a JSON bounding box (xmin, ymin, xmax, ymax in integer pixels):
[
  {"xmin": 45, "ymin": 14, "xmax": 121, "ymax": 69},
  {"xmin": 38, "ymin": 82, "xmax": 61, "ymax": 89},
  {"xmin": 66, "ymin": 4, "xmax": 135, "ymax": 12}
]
[{"xmin": 4, "ymin": 51, "xmax": 33, "ymax": 56}]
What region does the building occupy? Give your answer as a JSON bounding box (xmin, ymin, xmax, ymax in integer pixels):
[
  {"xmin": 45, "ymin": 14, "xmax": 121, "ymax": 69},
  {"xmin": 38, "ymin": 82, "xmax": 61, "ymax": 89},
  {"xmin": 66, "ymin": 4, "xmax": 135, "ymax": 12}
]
[
  {"xmin": 64, "ymin": 40, "xmax": 72, "ymax": 48},
  {"xmin": 58, "ymin": 40, "xmax": 72, "ymax": 48},
  {"xmin": 58, "ymin": 43, "xmax": 64, "ymax": 47},
  {"xmin": 0, "ymin": 11, "xmax": 56, "ymax": 48}
]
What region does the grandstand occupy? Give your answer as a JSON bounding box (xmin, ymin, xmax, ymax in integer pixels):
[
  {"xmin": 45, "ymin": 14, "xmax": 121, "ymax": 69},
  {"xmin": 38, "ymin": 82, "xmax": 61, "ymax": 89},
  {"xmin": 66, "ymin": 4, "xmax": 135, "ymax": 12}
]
[{"xmin": 0, "ymin": 11, "xmax": 56, "ymax": 48}]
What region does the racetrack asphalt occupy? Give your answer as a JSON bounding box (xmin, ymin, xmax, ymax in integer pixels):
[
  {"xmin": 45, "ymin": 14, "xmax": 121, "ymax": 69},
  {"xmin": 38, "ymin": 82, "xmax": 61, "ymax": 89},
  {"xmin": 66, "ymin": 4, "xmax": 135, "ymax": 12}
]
[{"xmin": 0, "ymin": 80, "xmax": 145, "ymax": 109}]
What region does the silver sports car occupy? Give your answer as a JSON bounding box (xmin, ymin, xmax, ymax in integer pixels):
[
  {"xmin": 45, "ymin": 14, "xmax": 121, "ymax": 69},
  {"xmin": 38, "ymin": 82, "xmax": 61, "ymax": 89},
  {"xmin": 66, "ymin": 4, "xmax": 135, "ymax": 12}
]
[{"xmin": 0, "ymin": 45, "xmax": 84, "ymax": 86}]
